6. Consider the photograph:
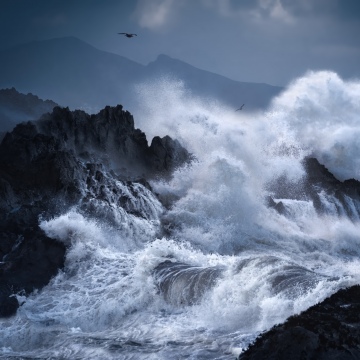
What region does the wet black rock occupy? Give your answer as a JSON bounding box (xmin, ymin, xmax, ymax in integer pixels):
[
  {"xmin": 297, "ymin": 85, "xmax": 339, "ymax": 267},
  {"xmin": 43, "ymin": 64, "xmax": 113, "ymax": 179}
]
[
  {"xmin": 261, "ymin": 161, "xmax": 360, "ymax": 359},
  {"xmin": 35, "ymin": 105, "xmax": 191, "ymax": 178},
  {"xmin": 303, "ymin": 158, "xmax": 360, "ymax": 218},
  {"xmin": 0, "ymin": 227, "xmax": 66, "ymax": 318},
  {"xmin": 239, "ymin": 285, "xmax": 360, "ymax": 360},
  {"xmin": 0, "ymin": 104, "xmax": 192, "ymax": 317},
  {"xmin": 148, "ymin": 135, "xmax": 191, "ymax": 175},
  {"xmin": 268, "ymin": 157, "xmax": 360, "ymax": 219}
]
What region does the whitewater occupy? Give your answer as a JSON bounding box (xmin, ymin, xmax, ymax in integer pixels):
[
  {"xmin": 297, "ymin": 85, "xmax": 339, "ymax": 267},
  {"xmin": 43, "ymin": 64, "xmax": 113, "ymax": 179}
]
[{"xmin": 1, "ymin": 70, "xmax": 360, "ymax": 359}]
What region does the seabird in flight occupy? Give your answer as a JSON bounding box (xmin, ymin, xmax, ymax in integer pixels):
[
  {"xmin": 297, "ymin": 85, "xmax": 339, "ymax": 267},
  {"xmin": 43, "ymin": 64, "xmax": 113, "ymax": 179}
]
[
  {"xmin": 236, "ymin": 104, "xmax": 245, "ymax": 111},
  {"xmin": 118, "ymin": 33, "xmax": 137, "ymax": 38}
]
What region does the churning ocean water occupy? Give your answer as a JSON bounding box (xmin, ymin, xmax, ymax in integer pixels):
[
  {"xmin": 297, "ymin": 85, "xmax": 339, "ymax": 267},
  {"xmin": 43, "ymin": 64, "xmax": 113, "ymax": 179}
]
[{"xmin": 1, "ymin": 70, "xmax": 360, "ymax": 359}]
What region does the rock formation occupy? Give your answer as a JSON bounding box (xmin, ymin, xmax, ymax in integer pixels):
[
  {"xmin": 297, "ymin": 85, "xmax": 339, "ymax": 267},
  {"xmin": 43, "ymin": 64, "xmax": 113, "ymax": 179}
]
[
  {"xmin": 267, "ymin": 157, "xmax": 360, "ymax": 220},
  {"xmin": 245, "ymin": 158, "xmax": 360, "ymax": 359},
  {"xmin": 0, "ymin": 104, "xmax": 191, "ymax": 317},
  {"xmin": 239, "ymin": 285, "xmax": 360, "ymax": 360}
]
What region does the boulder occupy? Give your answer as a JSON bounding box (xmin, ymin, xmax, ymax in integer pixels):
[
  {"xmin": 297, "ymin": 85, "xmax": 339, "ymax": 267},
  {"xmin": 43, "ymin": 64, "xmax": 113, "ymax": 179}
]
[{"xmin": 239, "ymin": 285, "xmax": 360, "ymax": 360}]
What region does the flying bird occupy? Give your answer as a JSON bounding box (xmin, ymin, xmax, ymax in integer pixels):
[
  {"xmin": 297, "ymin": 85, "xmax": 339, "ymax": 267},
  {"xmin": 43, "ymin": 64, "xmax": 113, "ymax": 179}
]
[
  {"xmin": 236, "ymin": 104, "xmax": 245, "ymax": 111},
  {"xmin": 118, "ymin": 32, "xmax": 137, "ymax": 38}
]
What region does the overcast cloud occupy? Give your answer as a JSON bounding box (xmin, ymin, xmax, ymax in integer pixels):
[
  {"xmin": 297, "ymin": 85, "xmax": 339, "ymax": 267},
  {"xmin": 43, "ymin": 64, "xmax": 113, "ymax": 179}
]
[{"xmin": 1, "ymin": 0, "xmax": 360, "ymax": 85}]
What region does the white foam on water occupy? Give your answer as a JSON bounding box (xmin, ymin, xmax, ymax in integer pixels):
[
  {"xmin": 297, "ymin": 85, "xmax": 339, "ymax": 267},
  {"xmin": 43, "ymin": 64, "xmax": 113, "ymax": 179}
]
[
  {"xmin": 2, "ymin": 71, "xmax": 360, "ymax": 358},
  {"xmin": 269, "ymin": 70, "xmax": 360, "ymax": 181}
]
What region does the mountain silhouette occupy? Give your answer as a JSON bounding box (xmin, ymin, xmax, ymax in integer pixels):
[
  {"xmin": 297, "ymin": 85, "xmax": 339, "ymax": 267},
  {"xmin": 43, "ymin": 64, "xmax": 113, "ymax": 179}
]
[
  {"xmin": 0, "ymin": 37, "xmax": 283, "ymax": 112},
  {"xmin": 146, "ymin": 54, "xmax": 282, "ymax": 110}
]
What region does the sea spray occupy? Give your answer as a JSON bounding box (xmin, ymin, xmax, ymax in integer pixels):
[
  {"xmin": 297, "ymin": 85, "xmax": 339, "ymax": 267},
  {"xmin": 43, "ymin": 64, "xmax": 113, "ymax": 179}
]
[
  {"xmin": 1, "ymin": 71, "xmax": 360, "ymax": 358},
  {"xmin": 269, "ymin": 70, "xmax": 360, "ymax": 181}
]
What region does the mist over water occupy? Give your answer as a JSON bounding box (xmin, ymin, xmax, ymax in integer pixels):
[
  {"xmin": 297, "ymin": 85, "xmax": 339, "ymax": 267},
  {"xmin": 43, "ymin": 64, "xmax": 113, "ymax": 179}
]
[
  {"xmin": 270, "ymin": 71, "xmax": 360, "ymax": 181},
  {"xmin": 1, "ymin": 71, "xmax": 360, "ymax": 359}
]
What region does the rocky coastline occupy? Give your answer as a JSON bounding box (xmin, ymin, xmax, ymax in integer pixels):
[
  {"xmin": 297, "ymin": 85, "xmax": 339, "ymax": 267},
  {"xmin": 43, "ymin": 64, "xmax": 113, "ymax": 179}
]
[
  {"xmin": 0, "ymin": 104, "xmax": 191, "ymax": 316},
  {"xmin": 1, "ymin": 100, "xmax": 360, "ymax": 359}
]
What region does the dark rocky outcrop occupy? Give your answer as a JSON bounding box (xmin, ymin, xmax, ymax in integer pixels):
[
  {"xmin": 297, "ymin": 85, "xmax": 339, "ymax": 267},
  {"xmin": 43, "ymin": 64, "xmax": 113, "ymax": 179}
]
[
  {"xmin": 0, "ymin": 104, "xmax": 191, "ymax": 317},
  {"xmin": 303, "ymin": 158, "xmax": 360, "ymax": 218},
  {"xmin": 239, "ymin": 285, "xmax": 360, "ymax": 360},
  {"xmin": 34, "ymin": 105, "xmax": 191, "ymax": 179},
  {"xmin": 259, "ymin": 160, "xmax": 360, "ymax": 359},
  {"xmin": 0, "ymin": 87, "xmax": 57, "ymax": 132},
  {"xmin": 268, "ymin": 157, "xmax": 360, "ymax": 220}
]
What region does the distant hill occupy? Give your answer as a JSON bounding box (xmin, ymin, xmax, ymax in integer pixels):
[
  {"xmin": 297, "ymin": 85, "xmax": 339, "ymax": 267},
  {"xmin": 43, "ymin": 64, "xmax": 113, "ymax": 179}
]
[
  {"xmin": 0, "ymin": 87, "xmax": 58, "ymax": 134},
  {"xmin": 0, "ymin": 37, "xmax": 143, "ymax": 112},
  {"xmin": 0, "ymin": 37, "xmax": 283, "ymax": 112},
  {"xmin": 146, "ymin": 54, "xmax": 282, "ymax": 110}
]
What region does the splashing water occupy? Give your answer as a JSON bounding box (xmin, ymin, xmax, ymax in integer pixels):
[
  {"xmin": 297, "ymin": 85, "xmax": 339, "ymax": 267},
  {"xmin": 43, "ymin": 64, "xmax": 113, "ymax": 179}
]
[{"xmin": 1, "ymin": 71, "xmax": 360, "ymax": 359}]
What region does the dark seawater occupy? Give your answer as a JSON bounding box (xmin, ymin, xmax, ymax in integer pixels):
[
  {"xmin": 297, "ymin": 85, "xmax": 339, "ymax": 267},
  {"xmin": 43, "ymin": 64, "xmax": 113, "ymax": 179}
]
[{"xmin": 1, "ymin": 71, "xmax": 360, "ymax": 359}]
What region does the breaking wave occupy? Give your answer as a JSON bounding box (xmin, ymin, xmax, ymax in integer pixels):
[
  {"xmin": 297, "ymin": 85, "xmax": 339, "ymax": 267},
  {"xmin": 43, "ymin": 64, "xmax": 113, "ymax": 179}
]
[{"xmin": 1, "ymin": 71, "xmax": 360, "ymax": 359}]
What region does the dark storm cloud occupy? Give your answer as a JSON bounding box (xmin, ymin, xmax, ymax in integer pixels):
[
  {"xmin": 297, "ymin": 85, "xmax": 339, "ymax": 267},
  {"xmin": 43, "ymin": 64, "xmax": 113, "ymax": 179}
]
[
  {"xmin": 193, "ymin": 0, "xmax": 360, "ymax": 83},
  {"xmin": 203, "ymin": 0, "xmax": 360, "ymax": 23},
  {"xmin": 0, "ymin": 0, "xmax": 136, "ymax": 49},
  {"xmin": 133, "ymin": 0, "xmax": 180, "ymax": 30},
  {"xmin": 280, "ymin": 0, "xmax": 360, "ymax": 20},
  {"xmin": 1, "ymin": 0, "xmax": 360, "ymax": 86},
  {"xmin": 337, "ymin": 0, "xmax": 360, "ymax": 19}
]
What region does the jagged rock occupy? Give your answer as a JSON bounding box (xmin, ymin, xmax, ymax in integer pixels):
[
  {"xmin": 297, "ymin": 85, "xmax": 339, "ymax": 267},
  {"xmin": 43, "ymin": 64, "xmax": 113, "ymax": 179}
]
[
  {"xmin": 303, "ymin": 158, "xmax": 360, "ymax": 218},
  {"xmin": 36, "ymin": 105, "xmax": 191, "ymax": 178},
  {"xmin": 0, "ymin": 227, "xmax": 66, "ymax": 318},
  {"xmin": 148, "ymin": 135, "xmax": 192, "ymax": 176},
  {"xmin": 267, "ymin": 157, "xmax": 360, "ymax": 219},
  {"xmin": 266, "ymin": 196, "xmax": 287, "ymax": 215},
  {"xmin": 239, "ymin": 285, "xmax": 360, "ymax": 360},
  {"xmin": 0, "ymin": 104, "xmax": 191, "ymax": 317},
  {"xmin": 0, "ymin": 284, "xmax": 19, "ymax": 317},
  {"xmin": 260, "ymin": 161, "xmax": 360, "ymax": 359}
]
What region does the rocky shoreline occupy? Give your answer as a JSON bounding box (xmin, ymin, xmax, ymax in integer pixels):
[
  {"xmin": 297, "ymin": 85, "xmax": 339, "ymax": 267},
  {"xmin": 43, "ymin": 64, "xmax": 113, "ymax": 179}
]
[
  {"xmin": 1, "ymin": 101, "xmax": 360, "ymax": 359},
  {"xmin": 0, "ymin": 104, "xmax": 191, "ymax": 316},
  {"xmin": 239, "ymin": 285, "xmax": 360, "ymax": 360}
]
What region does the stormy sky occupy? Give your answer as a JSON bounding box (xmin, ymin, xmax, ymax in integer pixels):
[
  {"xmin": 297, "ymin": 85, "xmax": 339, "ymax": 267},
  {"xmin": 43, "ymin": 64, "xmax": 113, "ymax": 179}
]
[{"xmin": 1, "ymin": 0, "xmax": 360, "ymax": 86}]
